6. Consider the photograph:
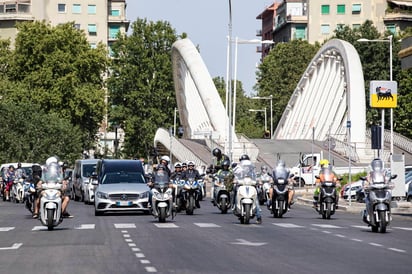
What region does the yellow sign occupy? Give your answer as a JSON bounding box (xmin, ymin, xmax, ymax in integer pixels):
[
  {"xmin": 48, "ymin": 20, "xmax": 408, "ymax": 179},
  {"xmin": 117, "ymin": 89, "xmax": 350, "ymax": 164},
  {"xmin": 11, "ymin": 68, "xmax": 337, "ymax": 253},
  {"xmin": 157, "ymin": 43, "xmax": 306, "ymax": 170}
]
[{"xmin": 370, "ymin": 81, "xmax": 397, "ymax": 108}]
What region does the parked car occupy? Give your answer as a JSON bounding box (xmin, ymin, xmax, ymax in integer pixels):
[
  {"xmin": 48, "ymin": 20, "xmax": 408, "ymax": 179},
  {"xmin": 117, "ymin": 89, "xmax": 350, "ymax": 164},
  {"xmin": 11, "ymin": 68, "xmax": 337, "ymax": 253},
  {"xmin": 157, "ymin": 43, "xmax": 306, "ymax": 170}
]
[
  {"xmin": 342, "ymin": 180, "xmax": 363, "ymax": 200},
  {"xmin": 407, "ymin": 182, "xmax": 412, "ymax": 202},
  {"xmin": 404, "ymin": 170, "xmax": 412, "ymax": 195},
  {"xmin": 72, "ymin": 159, "xmax": 98, "ymax": 203},
  {"xmin": 94, "ymin": 159, "xmax": 149, "ymax": 216}
]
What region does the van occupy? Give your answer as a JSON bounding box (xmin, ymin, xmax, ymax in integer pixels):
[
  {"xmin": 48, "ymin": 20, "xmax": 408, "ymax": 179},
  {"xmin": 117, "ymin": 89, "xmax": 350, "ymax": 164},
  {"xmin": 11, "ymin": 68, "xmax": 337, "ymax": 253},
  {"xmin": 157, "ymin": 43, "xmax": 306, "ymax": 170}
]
[{"xmin": 72, "ymin": 159, "xmax": 98, "ymax": 203}]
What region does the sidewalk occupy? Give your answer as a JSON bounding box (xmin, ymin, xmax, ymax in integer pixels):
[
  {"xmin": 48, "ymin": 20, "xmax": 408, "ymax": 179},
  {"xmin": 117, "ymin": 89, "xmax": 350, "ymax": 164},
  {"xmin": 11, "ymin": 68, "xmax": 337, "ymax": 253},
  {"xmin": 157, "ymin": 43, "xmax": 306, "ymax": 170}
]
[{"xmin": 295, "ymin": 187, "xmax": 412, "ymax": 215}]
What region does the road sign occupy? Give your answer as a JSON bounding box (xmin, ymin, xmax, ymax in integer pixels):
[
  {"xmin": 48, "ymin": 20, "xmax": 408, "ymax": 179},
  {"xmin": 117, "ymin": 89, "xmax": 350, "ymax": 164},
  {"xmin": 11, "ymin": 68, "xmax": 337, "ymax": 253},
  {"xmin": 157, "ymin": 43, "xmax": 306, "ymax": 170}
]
[{"xmin": 370, "ymin": 81, "xmax": 397, "ymax": 108}]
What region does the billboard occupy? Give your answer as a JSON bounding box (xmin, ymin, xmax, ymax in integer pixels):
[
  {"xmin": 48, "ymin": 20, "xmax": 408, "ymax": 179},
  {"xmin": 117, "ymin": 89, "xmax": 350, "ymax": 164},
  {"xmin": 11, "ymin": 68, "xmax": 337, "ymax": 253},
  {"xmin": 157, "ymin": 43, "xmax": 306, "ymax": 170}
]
[{"xmin": 369, "ymin": 81, "xmax": 397, "ymax": 108}]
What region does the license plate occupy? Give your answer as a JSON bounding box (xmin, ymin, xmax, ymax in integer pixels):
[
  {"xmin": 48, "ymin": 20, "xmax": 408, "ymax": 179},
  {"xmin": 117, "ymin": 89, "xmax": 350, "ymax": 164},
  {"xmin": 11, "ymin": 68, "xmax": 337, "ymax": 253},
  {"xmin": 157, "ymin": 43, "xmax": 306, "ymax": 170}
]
[{"xmin": 116, "ymin": 201, "xmax": 132, "ymax": 206}]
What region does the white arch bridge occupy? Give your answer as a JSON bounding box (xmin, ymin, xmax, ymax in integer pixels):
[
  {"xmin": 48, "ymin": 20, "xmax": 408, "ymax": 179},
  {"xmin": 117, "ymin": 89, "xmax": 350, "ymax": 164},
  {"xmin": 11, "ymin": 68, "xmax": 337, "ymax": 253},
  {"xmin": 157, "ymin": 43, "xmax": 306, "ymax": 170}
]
[{"xmin": 154, "ymin": 38, "xmax": 411, "ymax": 167}]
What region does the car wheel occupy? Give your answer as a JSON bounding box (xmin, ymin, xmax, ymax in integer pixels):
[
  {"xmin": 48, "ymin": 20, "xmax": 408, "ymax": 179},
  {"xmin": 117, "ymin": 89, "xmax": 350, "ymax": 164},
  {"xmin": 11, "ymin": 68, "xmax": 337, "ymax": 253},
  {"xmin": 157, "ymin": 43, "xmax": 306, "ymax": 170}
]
[
  {"xmin": 407, "ymin": 196, "xmax": 412, "ymax": 202},
  {"xmin": 95, "ymin": 209, "xmax": 103, "ymax": 216}
]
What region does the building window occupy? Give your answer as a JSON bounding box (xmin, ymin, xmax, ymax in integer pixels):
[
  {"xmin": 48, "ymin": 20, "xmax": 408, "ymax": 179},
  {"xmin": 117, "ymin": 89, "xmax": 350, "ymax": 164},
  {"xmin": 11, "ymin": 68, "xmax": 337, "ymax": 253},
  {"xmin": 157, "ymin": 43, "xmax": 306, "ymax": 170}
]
[
  {"xmin": 72, "ymin": 4, "xmax": 81, "ymax": 14},
  {"xmin": 337, "ymin": 5, "xmax": 345, "ymax": 14},
  {"xmin": 88, "ymin": 24, "xmax": 97, "ymax": 36},
  {"xmin": 321, "ymin": 5, "xmax": 330, "ymax": 15},
  {"xmin": 90, "ymin": 43, "xmax": 97, "ymax": 49},
  {"xmin": 109, "ymin": 25, "xmax": 121, "ymax": 39},
  {"xmin": 5, "ymin": 4, "xmax": 16, "ymax": 13},
  {"xmin": 110, "ymin": 9, "xmax": 120, "ymax": 16},
  {"xmin": 321, "ymin": 24, "xmax": 330, "ymax": 34},
  {"xmin": 386, "ymin": 24, "xmax": 396, "ymax": 34},
  {"xmin": 58, "ymin": 4, "xmax": 66, "ymax": 13},
  {"xmin": 73, "ymin": 23, "xmax": 80, "ymax": 30},
  {"xmin": 352, "ymin": 24, "xmax": 361, "ymax": 30},
  {"xmin": 295, "ymin": 25, "xmax": 306, "ymax": 39},
  {"xmin": 352, "ymin": 4, "xmax": 361, "ymax": 14},
  {"xmin": 88, "ymin": 5, "xmax": 96, "ymax": 15}
]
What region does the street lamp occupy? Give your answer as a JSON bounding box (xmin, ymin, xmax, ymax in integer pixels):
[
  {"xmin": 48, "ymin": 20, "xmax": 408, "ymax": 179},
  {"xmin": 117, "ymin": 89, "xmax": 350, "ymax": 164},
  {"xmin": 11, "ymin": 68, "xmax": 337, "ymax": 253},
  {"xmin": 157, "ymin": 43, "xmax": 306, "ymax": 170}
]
[
  {"xmin": 173, "ymin": 107, "xmax": 179, "ymax": 136},
  {"xmin": 251, "ymin": 95, "xmax": 273, "ymax": 138},
  {"xmin": 249, "ymin": 108, "xmax": 267, "ymax": 133},
  {"xmin": 232, "ymin": 38, "xmax": 274, "ymax": 139},
  {"xmin": 357, "ymin": 35, "xmax": 393, "ymax": 157}
]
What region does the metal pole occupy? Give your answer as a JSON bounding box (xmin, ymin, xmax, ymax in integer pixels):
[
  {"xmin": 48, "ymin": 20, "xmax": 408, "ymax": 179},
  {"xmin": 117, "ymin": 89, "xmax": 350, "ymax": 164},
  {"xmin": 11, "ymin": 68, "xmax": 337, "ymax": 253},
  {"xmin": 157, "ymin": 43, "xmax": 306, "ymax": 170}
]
[
  {"xmin": 270, "ymin": 95, "xmax": 273, "ymax": 138},
  {"xmin": 173, "ymin": 107, "xmax": 177, "ymax": 136},
  {"xmin": 227, "ymin": 0, "xmax": 233, "ymax": 161},
  {"xmin": 264, "ymin": 107, "xmax": 267, "ymax": 132},
  {"xmin": 389, "ymin": 35, "xmax": 393, "ymax": 156},
  {"xmin": 381, "ymin": 109, "xmax": 385, "ymax": 158},
  {"xmin": 232, "ymin": 37, "xmax": 238, "ymax": 136}
]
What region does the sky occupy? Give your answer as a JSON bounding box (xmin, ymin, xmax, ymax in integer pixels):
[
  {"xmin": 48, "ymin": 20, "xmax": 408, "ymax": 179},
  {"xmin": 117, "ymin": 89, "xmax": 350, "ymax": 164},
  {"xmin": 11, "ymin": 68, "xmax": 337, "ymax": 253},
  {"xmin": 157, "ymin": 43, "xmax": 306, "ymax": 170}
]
[{"xmin": 126, "ymin": 0, "xmax": 275, "ymax": 96}]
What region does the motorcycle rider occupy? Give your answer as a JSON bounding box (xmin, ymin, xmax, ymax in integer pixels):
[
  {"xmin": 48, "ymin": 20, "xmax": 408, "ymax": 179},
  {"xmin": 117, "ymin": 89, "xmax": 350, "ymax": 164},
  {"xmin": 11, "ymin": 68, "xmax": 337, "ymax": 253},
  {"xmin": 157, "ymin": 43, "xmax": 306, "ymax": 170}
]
[
  {"xmin": 257, "ymin": 165, "xmax": 273, "ymax": 204},
  {"xmin": 170, "ymin": 162, "xmax": 183, "ymax": 180},
  {"xmin": 207, "ymin": 148, "xmax": 230, "ymax": 174},
  {"xmin": 212, "ymin": 159, "xmax": 234, "ymax": 204},
  {"xmin": 4, "ymin": 165, "xmax": 16, "ymax": 201},
  {"xmin": 269, "ymin": 160, "xmax": 295, "ymax": 209},
  {"xmin": 159, "ymin": 155, "xmax": 171, "ymax": 177},
  {"xmin": 32, "ymin": 156, "xmax": 73, "ymax": 219},
  {"xmin": 147, "ymin": 164, "xmax": 173, "ymax": 207},
  {"xmin": 182, "ymin": 160, "xmax": 202, "ymax": 208},
  {"xmin": 16, "ymin": 162, "xmax": 27, "ymax": 180},
  {"xmin": 313, "ymin": 159, "xmax": 340, "ymax": 209}
]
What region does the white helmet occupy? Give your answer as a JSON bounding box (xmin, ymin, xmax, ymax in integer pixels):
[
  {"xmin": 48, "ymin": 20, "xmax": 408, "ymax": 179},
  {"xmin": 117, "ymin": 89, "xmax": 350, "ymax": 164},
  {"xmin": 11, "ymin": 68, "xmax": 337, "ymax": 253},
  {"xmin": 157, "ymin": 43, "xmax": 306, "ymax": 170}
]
[
  {"xmin": 46, "ymin": 156, "xmax": 59, "ymax": 166},
  {"xmin": 161, "ymin": 155, "xmax": 170, "ymax": 163}
]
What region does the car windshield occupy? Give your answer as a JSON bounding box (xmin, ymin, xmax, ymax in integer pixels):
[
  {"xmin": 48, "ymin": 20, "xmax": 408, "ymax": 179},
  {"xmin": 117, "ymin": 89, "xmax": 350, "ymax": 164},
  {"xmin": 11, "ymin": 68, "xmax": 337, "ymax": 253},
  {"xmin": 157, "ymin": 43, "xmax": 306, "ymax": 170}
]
[
  {"xmin": 102, "ymin": 172, "xmax": 146, "ymax": 184},
  {"xmin": 82, "ymin": 164, "xmax": 96, "ymax": 178}
]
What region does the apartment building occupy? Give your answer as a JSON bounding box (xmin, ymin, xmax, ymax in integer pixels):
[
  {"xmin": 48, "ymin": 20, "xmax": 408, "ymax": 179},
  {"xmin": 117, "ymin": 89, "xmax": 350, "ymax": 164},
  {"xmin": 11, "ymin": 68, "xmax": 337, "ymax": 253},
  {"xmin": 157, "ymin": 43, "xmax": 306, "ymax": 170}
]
[
  {"xmin": 0, "ymin": 0, "xmax": 129, "ymax": 51},
  {"xmin": 258, "ymin": 0, "xmax": 412, "ymax": 45}
]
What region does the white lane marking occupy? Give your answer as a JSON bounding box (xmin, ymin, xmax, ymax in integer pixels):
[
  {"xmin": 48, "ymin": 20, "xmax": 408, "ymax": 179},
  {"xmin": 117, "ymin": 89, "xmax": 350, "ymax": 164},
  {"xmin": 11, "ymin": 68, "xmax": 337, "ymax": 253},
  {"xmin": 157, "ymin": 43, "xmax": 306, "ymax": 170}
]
[
  {"xmin": 194, "ymin": 223, "xmax": 221, "ymax": 228},
  {"xmin": 145, "ymin": 266, "xmax": 157, "ymax": 272},
  {"xmin": 322, "ymin": 230, "xmax": 332, "ymax": 234},
  {"xmin": 154, "ymin": 223, "xmax": 179, "ymax": 228},
  {"xmin": 335, "ymin": 234, "xmax": 346, "ymax": 238},
  {"xmin": 388, "ymin": 248, "xmax": 406, "ymax": 253},
  {"xmin": 392, "ymin": 227, "xmax": 412, "ymax": 231},
  {"xmin": 123, "ymin": 234, "xmax": 131, "ymax": 238},
  {"xmin": 351, "ymin": 225, "xmax": 370, "ymax": 229},
  {"xmin": 32, "ymin": 226, "xmax": 47, "ymax": 231},
  {"xmin": 128, "ymin": 243, "xmax": 136, "ymax": 247},
  {"xmin": 230, "ymin": 238, "xmax": 267, "ymax": 246},
  {"xmin": 132, "ymin": 247, "xmax": 141, "ymax": 252},
  {"xmin": 114, "ymin": 223, "xmax": 136, "ymax": 229},
  {"xmin": 135, "ymin": 253, "xmax": 145, "ymax": 258},
  {"xmin": 74, "ymin": 224, "xmax": 95, "ymax": 230},
  {"xmin": 0, "ymin": 243, "xmax": 23, "ymax": 250},
  {"xmin": 141, "ymin": 260, "xmax": 151, "ymax": 264},
  {"xmin": 121, "ymin": 230, "xmax": 128, "ymax": 233},
  {"xmin": 0, "ymin": 227, "xmax": 15, "ymax": 232},
  {"xmin": 369, "ymin": 242, "xmax": 383, "ymax": 247},
  {"xmin": 125, "ymin": 239, "xmax": 133, "ymax": 242},
  {"xmin": 351, "ymin": 238, "xmax": 363, "ymax": 242},
  {"xmin": 273, "ymin": 223, "xmax": 304, "ymax": 228},
  {"xmin": 312, "ymin": 224, "xmax": 343, "ymax": 229}
]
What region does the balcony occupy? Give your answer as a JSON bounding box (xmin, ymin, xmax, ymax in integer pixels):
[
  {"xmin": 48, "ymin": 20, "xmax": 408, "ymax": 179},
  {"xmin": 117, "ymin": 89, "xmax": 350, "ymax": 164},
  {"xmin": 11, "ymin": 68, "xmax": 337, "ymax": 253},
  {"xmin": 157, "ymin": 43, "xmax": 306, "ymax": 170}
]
[{"xmin": 0, "ymin": 3, "xmax": 32, "ymax": 20}]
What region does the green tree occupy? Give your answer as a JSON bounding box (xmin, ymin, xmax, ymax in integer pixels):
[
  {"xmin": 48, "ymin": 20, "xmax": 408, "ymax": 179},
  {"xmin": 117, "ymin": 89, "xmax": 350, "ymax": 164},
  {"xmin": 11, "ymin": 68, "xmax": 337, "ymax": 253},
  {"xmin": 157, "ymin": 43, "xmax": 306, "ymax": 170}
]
[
  {"xmin": 108, "ymin": 19, "xmax": 181, "ymax": 158},
  {"xmin": 5, "ymin": 21, "xmax": 108, "ymax": 149},
  {"xmin": 255, "ymin": 40, "xmax": 319, "ymax": 128}
]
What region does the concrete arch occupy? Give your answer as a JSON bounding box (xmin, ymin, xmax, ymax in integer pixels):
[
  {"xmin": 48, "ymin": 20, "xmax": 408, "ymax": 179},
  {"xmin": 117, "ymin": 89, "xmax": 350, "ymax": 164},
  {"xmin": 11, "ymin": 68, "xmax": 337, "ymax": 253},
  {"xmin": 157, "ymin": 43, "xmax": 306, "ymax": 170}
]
[{"xmin": 274, "ymin": 39, "xmax": 366, "ymax": 149}]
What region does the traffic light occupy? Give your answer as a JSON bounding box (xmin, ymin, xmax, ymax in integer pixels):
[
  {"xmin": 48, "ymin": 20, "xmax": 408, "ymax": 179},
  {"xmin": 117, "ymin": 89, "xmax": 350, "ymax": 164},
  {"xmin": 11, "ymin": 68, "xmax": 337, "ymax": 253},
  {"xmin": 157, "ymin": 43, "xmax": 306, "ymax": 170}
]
[{"xmin": 177, "ymin": 127, "xmax": 184, "ymax": 138}]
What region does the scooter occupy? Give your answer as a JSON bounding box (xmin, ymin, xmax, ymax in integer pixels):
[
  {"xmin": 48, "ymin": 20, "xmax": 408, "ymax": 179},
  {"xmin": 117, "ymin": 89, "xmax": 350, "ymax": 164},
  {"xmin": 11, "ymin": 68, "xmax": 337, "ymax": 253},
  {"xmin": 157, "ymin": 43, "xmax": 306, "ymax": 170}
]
[
  {"xmin": 314, "ymin": 170, "xmax": 340, "ymax": 219},
  {"xmin": 271, "ymin": 172, "xmax": 290, "ymax": 218},
  {"xmin": 39, "ymin": 171, "xmax": 63, "ymax": 231},
  {"xmin": 233, "ymin": 163, "xmax": 257, "ymax": 224},
  {"xmin": 258, "ymin": 173, "xmax": 272, "ymax": 205},
  {"xmin": 151, "ymin": 174, "xmax": 174, "ymax": 223},
  {"xmin": 24, "ymin": 181, "xmax": 36, "ymax": 213},
  {"xmin": 172, "ymin": 178, "xmax": 185, "ymax": 213},
  {"xmin": 11, "ymin": 178, "xmax": 24, "ymax": 203},
  {"xmin": 212, "ymin": 176, "xmax": 231, "ymax": 214},
  {"xmin": 362, "ymin": 173, "xmax": 396, "ymax": 233}
]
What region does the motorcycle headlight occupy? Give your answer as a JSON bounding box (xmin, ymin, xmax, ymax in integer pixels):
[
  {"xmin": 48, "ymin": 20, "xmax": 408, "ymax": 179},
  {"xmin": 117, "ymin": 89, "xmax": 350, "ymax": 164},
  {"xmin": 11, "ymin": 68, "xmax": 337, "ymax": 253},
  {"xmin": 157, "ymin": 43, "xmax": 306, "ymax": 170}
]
[
  {"xmin": 42, "ymin": 190, "xmax": 61, "ymax": 199},
  {"xmin": 96, "ymin": 191, "xmax": 109, "ymax": 199}
]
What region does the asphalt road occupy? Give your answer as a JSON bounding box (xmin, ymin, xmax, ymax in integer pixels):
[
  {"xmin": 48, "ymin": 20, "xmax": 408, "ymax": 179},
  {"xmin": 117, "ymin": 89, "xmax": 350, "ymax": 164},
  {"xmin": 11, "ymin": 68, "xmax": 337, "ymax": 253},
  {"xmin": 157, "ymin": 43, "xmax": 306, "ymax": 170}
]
[{"xmin": 0, "ymin": 198, "xmax": 411, "ymax": 274}]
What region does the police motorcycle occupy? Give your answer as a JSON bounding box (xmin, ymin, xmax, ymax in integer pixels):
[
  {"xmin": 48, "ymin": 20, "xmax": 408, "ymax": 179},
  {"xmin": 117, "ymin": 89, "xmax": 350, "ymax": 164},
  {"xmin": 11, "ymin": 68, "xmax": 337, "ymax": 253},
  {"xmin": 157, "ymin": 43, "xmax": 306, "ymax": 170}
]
[
  {"xmin": 39, "ymin": 162, "xmax": 64, "ymax": 230},
  {"xmin": 361, "ymin": 159, "xmax": 396, "ymax": 233},
  {"xmin": 271, "ymin": 164, "xmax": 291, "ymax": 218},
  {"xmin": 150, "ymin": 171, "xmax": 175, "ymax": 223},
  {"xmin": 314, "ymin": 167, "xmax": 340, "ymax": 220},
  {"xmin": 181, "ymin": 176, "xmax": 201, "ymax": 215},
  {"xmin": 233, "ymin": 161, "xmax": 258, "ymax": 224}
]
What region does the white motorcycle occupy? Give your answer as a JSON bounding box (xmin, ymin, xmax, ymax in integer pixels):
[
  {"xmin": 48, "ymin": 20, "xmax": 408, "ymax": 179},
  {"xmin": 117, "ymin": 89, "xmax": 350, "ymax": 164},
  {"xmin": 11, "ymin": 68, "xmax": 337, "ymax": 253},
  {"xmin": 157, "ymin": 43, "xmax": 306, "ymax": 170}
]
[
  {"xmin": 39, "ymin": 163, "xmax": 63, "ymax": 230},
  {"xmin": 11, "ymin": 178, "xmax": 24, "ymax": 203},
  {"xmin": 233, "ymin": 162, "xmax": 257, "ymax": 224},
  {"xmin": 151, "ymin": 174, "xmax": 174, "ymax": 223}
]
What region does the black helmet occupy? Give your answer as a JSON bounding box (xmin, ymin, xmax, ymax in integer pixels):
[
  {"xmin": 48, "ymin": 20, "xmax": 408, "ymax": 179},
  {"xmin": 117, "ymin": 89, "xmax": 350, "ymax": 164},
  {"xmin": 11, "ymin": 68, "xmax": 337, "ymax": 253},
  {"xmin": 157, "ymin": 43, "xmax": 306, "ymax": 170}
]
[
  {"xmin": 239, "ymin": 154, "xmax": 250, "ymax": 162},
  {"xmin": 222, "ymin": 159, "xmax": 230, "ymax": 167},
  {"xmin": 17, "ymin": 162, "xmax": 22, "ymax": 168},
  {"xmin": 212, "ymin": 148, "xmax": 222, "ymax": 159}
]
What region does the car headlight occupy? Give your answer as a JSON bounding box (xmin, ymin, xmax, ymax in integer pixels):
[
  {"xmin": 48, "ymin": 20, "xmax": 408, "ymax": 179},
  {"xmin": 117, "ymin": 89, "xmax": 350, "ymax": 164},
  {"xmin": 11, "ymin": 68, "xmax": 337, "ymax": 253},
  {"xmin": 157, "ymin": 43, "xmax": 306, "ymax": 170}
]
[
  {"xmin": 96, "ymin": 191, "xmax": 109, "ymax": 199},
  {"xmin": 140, "ymin": 191, "xmax": 149, "ymax": 199}
]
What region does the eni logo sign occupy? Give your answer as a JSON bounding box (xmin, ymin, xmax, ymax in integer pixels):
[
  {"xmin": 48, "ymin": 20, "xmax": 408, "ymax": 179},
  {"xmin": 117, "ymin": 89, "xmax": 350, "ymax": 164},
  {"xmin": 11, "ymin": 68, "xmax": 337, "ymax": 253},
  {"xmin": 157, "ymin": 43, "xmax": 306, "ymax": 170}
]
[{"xmin": 370, "ymin": 81, "xmax": 397, "ymax": 108}]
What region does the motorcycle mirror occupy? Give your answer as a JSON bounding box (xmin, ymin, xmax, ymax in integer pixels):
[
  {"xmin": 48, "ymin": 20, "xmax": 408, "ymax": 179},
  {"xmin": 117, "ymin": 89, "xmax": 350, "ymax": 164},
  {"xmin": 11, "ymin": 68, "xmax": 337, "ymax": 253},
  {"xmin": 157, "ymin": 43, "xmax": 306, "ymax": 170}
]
[
  {"xmin": 390, "ymin": 174, "xmax": 397, "ymax": 180},
  {"xmin": 315, "ymin": 175, "xmax": 320, "ymax": 179}
]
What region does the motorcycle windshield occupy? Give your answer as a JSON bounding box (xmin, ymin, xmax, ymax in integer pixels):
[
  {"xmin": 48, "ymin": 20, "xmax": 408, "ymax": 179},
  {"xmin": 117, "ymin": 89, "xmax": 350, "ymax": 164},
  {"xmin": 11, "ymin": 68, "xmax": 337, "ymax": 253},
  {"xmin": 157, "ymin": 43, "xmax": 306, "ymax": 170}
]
[
  {"xmin": 320, "ymin": 168, "xmax": 335, "ymax": 182},
  {"xmin": 274, "ymin": 167, "xmax": 289, "ymax": 182},
  {"xmin": 234, "ymin": 164, "xmax": 256, "ymax": 181},
  {"xmin": 42, "ymin": 163, "xmax": 62, "ymax": 183},
  {"xmin": 154, "ymin": 173, "xmax": 170, "ymax": 188},
  {"xmin": 370, "ymin": 171, "xmax": 385, "ymax": 184}
]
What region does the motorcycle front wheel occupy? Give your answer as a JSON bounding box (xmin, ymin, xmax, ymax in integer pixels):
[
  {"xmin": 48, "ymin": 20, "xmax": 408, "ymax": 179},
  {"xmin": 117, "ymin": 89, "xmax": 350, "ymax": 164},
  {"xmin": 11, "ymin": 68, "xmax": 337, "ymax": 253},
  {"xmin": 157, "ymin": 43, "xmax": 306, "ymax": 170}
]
[
  {"xmin": 244, "ymin": 204, "xmax": 251, "ymax": 224},
  {"xmin": 378, "ymin": 211, "xmax": 387, "ymax": 233},
  {"xmin": 186, "ymin": 195, "xmax": 194, "ymax": 215},
  {"xmin": 159, "ymin": 207, "xmax": 167, "ymax": 223},
  {"xmin": 47, "ymin": 208, "xmax": 55, "ymax": 231},
  {"xmin": 220, "ymin": 197, "xmax": 228, "ymax": 214},
  {"xmin": 322, "ymin": 202, "xmax": 332, "ymax": 219}
]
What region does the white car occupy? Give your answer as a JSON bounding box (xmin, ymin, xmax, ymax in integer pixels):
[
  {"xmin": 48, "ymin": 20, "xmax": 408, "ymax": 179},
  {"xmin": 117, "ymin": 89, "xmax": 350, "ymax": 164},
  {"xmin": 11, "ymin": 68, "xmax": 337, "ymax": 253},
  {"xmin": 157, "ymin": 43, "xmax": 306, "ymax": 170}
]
[{"xmin": 342, "ymin": 180, "xmax": 363, "ymax": 200}]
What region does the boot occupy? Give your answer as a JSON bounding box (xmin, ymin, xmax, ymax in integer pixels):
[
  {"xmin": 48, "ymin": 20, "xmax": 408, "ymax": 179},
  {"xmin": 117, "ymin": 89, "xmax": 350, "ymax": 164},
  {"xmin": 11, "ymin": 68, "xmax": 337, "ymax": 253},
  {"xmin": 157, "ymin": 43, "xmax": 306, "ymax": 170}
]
[{"xmin": 195, "ymin": 199, "xmax": 201, "ymax": 208}]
